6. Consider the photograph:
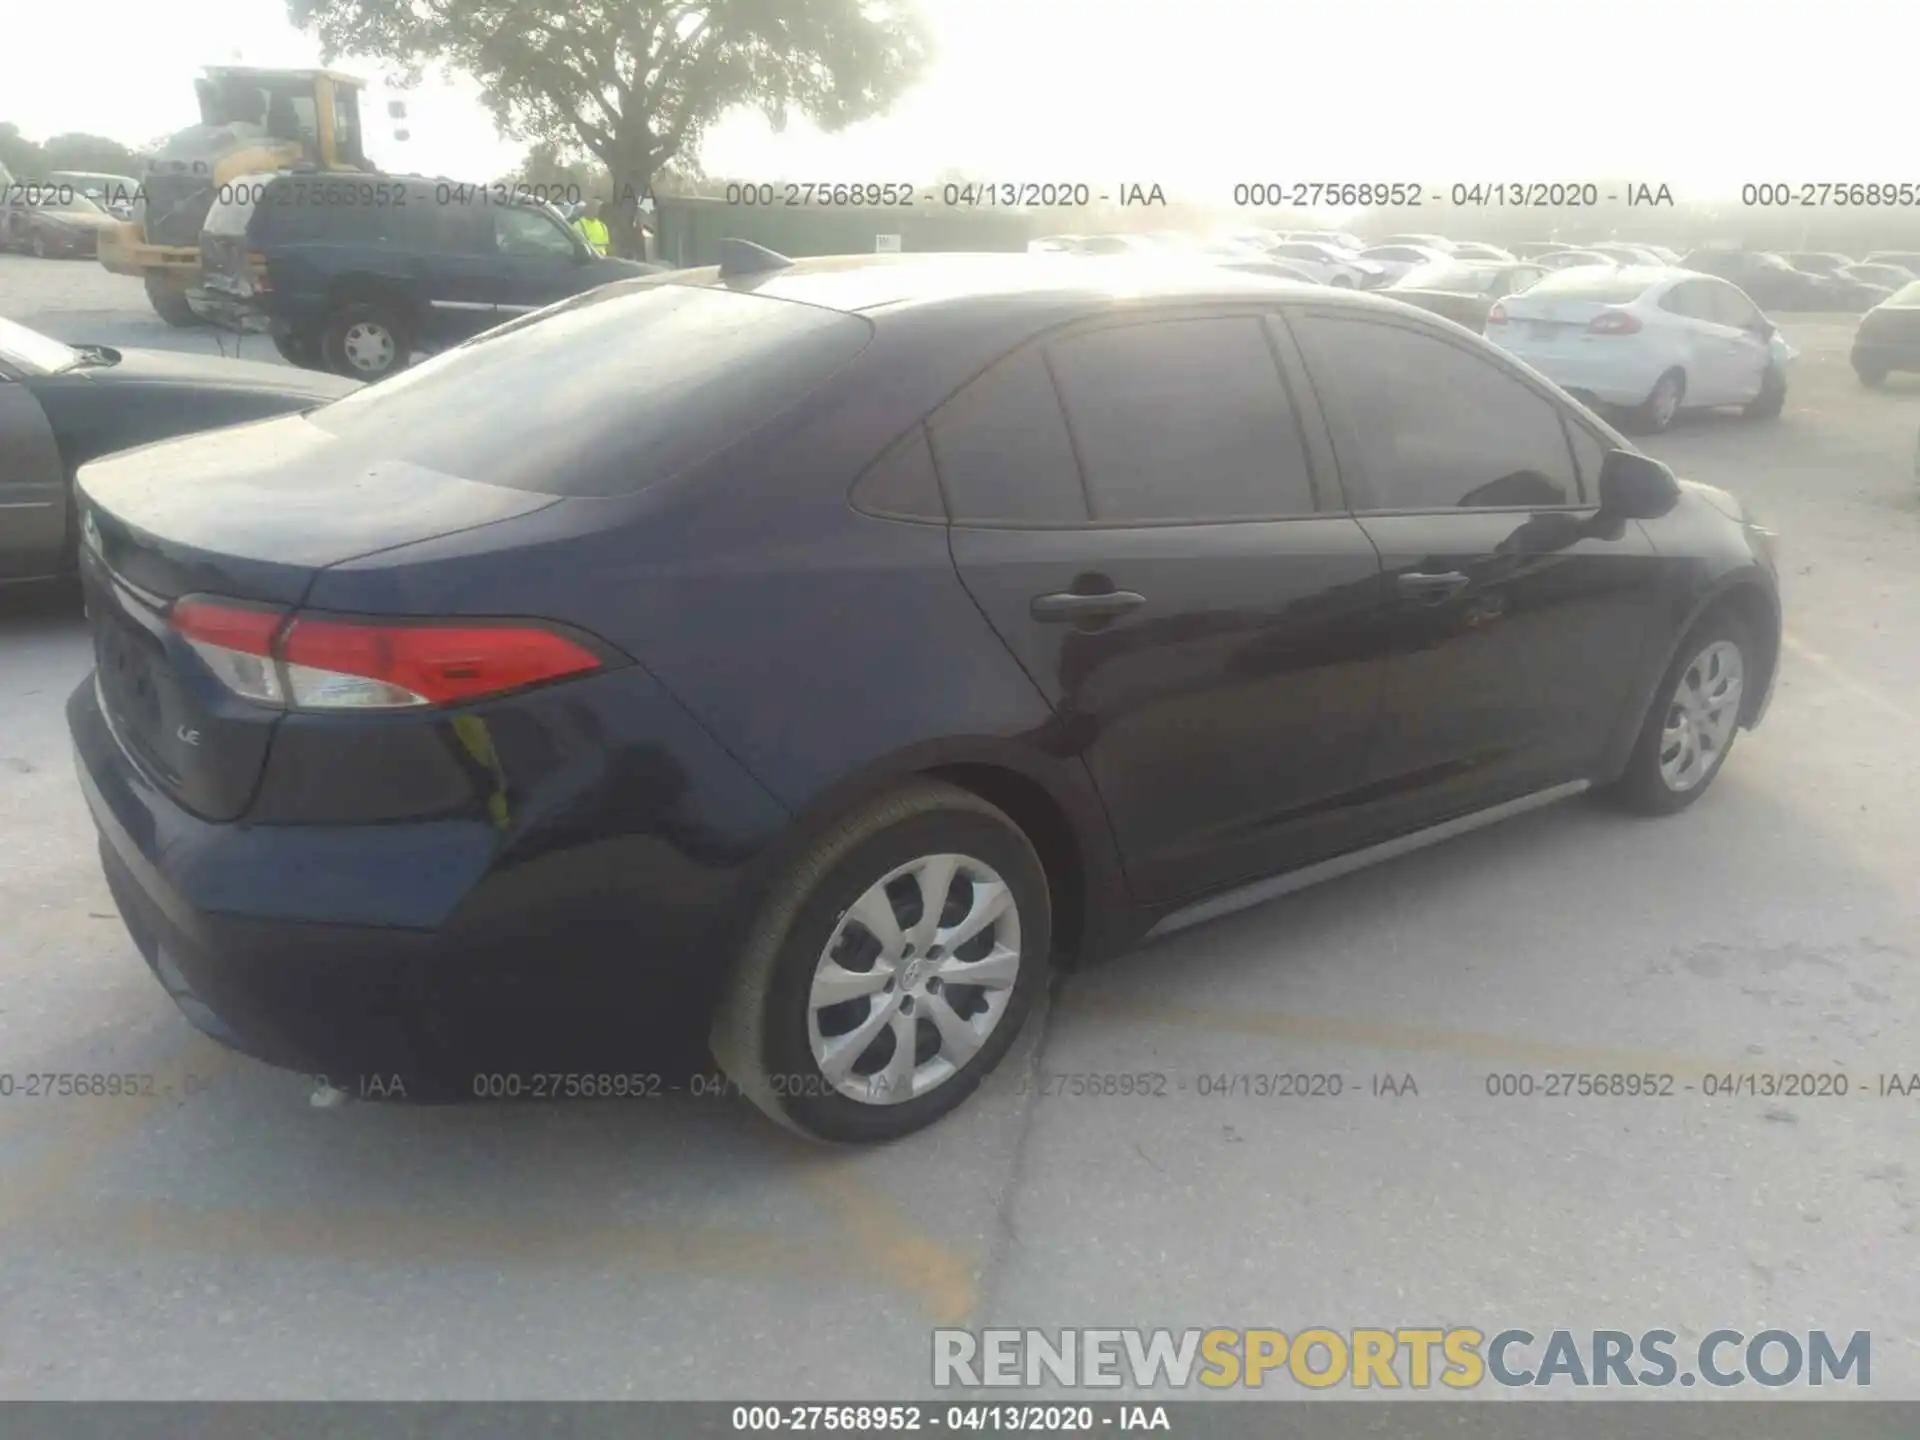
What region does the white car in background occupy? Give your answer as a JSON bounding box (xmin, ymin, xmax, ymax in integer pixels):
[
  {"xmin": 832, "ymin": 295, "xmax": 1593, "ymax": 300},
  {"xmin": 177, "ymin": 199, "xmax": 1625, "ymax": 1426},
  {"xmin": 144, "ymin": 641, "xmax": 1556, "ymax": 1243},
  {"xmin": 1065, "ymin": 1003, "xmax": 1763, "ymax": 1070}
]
[
  {"xmin": 1351, "ymin": 243, "xmax": 1452, "ymax": 286},
  {"xmin": 1265, "ymin": 240, "xmax": 1382, "ymax": 287},
  {"xmin": 1588, "ymin": 243, "xmax": 1669, "ymax": 266},
  {"xmin": 1486, "ymin": 265, "xmax": 1795, "ymax": 434},
  {"xmin": 1073, "ymin": 234, "xmax": 1163, "ymax": 255},
  {"xmin": 1277, "ymin": 229, "xmax": 1367, "ymax": 253},
  {"xmin": 1536, "ymin": 248, "xmax": 1622, "ymax": 272}
]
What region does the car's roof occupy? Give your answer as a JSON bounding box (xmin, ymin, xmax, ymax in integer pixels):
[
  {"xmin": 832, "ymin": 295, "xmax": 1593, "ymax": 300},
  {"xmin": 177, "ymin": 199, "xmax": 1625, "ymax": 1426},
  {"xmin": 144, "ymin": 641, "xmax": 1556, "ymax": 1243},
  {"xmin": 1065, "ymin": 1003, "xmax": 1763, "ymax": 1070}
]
[{"xmin": 654, "ymin": 251, "xmax": 1346, "ymax": 316}]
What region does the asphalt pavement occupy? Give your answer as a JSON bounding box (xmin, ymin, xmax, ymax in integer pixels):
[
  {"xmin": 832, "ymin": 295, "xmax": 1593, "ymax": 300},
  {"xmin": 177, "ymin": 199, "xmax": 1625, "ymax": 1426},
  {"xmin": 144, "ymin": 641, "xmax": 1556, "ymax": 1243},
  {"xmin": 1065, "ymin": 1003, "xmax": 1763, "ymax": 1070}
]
[{"xmin": 2, "ymin": 253, "xmax": 1917, "ymax": 1400}]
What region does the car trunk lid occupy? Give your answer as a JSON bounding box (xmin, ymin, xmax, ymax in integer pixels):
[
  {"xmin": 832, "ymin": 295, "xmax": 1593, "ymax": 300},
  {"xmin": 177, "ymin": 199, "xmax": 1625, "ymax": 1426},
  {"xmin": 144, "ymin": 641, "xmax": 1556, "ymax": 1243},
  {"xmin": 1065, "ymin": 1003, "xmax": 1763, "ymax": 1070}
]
[
  {"xmin": 1492, "ymin": 292, "xmax": 1630, "ymax": 348},
  {"xmin": 75, "ymin": 414, "xmax": 560, "ymax": 820}
]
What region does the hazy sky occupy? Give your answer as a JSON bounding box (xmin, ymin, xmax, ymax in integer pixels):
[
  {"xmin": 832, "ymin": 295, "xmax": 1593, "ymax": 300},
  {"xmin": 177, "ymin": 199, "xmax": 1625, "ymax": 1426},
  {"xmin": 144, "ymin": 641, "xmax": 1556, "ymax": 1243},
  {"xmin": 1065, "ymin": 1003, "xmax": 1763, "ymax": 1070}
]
[{"xmin": 3, "ymin": 0, "xmax": 1904, "ymax": 203}]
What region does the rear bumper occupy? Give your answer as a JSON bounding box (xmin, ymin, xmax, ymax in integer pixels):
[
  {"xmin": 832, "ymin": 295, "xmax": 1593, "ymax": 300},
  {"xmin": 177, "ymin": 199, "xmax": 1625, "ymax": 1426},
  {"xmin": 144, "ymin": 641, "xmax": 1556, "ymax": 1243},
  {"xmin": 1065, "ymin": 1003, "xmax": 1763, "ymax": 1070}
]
[
  {"xmin": 68, "ymin": 665, "xmax": 792, "ymax": 1093},
  {"xmin": 1491, "ymin": 338, "xmax": 1664, "ymax": 407}
]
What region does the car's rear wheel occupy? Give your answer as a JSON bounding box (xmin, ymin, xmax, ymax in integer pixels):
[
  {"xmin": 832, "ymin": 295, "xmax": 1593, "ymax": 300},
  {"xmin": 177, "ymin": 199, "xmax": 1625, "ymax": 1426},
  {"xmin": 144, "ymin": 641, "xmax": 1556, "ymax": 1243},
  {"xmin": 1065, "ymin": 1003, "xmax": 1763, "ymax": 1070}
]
[
  {"xmin": 712, "ymin": 780, "xmax": 1050, "ymax": 1143},
  {"xmin": 1854, "ymin": 360, "xmax": 1887, "ymax": 388},
  {"xmin": 323, "ymin": 302, "xmax": 412, "ymax": 381},
  {"xmin": 1743, "ymin": 360, "xmax": 1786, "ymax": 419},
  {"xmin": 1628, "ymin": 368, "xmax": 1685, "ymax": 434},
  {"xmin": 1603, "ymin": 610, "xmax": 1753, "ymax": 816},
  {"xmin": 31, "ymin": 233, "xmax": 48, "ymax": 259},
  {"xmin": 1330, "ymin": 274, "xmax": 1354, "ymax": 288}
]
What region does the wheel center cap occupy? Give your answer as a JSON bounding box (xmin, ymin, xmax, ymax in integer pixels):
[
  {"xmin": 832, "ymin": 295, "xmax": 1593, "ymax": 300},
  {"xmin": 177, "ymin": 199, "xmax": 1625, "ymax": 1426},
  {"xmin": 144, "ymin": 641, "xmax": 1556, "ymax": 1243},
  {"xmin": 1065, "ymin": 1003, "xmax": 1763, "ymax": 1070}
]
[{"xmin": 901, "ymin": 957, "xmax": 926, "ymax": 989}]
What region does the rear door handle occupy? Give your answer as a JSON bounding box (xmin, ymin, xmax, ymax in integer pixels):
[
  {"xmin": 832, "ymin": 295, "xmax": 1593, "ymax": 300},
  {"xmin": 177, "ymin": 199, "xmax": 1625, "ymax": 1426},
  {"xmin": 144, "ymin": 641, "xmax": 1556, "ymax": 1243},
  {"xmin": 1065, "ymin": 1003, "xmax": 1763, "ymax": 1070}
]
[
  {"xmin": 1396, "ymin": 571, "xmax": 1470, "ymax": 602},
  {"xmin": 1030, "ymin": 590, "xmax": 1147, "ymax": 622}
]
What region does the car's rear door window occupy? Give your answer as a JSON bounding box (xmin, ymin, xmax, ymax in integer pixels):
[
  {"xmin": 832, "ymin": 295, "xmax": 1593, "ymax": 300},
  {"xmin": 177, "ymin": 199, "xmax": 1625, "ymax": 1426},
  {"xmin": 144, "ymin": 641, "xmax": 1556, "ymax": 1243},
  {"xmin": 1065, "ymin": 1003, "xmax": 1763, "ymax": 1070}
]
[
  {"xmin": 927, "ymin": 349, "xmax": 1089, "ymax": 525},
  {"xmin": 1043, "ymin": 316, "xmax": 1317, "ymax": 521}
]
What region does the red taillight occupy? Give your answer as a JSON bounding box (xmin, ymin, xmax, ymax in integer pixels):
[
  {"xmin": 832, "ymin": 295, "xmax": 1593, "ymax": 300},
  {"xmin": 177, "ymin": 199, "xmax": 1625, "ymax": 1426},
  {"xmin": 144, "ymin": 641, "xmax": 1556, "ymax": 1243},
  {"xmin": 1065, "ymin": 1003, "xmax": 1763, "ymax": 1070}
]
[
  {"xmin": 168, "ymin": 597, "xmax": 603, "ymax": 711},
  {"xmin": 171, "ymin": 598, "xmax": 287, "ymax": 704},
  {"xmin": 171, "ymin": 598, "xmax": 282, "ymax": 655},
  {"xmin": 1486, "ymin": 302, "xmax": 1509, "ymax": 325},
  {"xmin": 279, "ymin": 618, "xmax": 602, "ymax": 708},
  {"xmin": 1587, "ymin": 309, "xmax": 1642, "ymax": 335}
]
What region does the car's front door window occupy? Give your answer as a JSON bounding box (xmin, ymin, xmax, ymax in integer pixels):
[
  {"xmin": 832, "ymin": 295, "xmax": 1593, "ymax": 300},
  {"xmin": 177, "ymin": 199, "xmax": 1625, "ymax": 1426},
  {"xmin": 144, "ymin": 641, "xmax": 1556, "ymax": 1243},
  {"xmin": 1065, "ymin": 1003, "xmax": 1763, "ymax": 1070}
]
[
  {"xmin": 1288, "ymin": 313, "xmax": 1581, "ymax": 510},
  {"xmin": 494, "ymin": 207, "xmax": 576, "ymax": 260}
]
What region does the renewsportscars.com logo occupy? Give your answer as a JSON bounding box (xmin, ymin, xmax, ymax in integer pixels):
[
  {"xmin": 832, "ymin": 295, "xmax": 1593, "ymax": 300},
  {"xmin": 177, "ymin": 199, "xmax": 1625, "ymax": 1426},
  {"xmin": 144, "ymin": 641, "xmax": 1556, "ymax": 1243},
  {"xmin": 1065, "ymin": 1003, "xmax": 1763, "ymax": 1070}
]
[{"xmin": 932, "ymin": 1327, "xmax": 1871, "ymax": 1391}]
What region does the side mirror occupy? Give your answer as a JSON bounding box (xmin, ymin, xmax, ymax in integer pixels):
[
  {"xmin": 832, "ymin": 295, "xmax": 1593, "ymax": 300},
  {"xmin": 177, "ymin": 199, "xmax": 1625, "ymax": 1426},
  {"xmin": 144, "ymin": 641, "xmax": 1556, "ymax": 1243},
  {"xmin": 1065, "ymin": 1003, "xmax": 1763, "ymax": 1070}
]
[{"xmin": 1596, "ymin": 448, "xmax": 1681, "ymax": 520}]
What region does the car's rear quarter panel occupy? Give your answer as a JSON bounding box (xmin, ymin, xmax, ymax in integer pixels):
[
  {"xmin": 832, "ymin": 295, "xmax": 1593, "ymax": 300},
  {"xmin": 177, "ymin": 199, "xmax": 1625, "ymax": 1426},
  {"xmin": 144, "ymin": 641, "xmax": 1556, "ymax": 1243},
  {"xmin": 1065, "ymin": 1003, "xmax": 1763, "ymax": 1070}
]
[{"xmin": 304, "ymin": 309, "xmax": 1137, "ymax": 950}]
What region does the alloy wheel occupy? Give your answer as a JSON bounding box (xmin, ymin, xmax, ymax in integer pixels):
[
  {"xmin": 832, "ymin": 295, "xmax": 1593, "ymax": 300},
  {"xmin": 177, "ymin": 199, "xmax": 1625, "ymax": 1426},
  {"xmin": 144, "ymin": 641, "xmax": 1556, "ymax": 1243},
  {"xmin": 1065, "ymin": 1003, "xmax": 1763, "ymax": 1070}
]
[
  {"xmin": 807, "ymin": 852, "xmax": 1021, "ymax": 1106},
  {"xmin": 1658, "ymin": 640, "xmax": 1744, "ymax": 792}
]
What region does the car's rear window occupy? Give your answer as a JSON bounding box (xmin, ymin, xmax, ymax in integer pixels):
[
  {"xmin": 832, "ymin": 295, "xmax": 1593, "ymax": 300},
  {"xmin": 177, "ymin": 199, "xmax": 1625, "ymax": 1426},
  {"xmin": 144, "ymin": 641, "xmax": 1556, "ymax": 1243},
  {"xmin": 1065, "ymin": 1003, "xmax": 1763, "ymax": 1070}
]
[
  {"xmin": 1529, "ymin": 270, "xmax": 1653, "ymax": 303},
  {"xmin": 304, "ymin": 281, "xmax": 874, "ymax": 497}
]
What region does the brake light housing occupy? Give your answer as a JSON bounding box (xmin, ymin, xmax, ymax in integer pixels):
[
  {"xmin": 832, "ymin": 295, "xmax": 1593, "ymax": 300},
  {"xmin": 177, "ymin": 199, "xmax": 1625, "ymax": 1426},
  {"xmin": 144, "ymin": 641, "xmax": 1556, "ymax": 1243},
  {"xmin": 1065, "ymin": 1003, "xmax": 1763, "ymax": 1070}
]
[
  {"xmin": 1587, "ymin": 309, "xmax": 1643, "ymax": 335},
  {"xmin": 169, "ymin": 597, "xmax": 606, "ymax": 711}
]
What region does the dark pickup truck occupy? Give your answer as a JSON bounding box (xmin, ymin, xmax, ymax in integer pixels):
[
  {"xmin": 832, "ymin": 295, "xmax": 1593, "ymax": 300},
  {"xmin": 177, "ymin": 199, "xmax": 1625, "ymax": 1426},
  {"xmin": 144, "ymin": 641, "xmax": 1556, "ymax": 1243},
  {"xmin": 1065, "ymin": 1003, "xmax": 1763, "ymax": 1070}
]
[{"xmin": 195, "ymin": 172, "xmax": 659, "ymax": 379}]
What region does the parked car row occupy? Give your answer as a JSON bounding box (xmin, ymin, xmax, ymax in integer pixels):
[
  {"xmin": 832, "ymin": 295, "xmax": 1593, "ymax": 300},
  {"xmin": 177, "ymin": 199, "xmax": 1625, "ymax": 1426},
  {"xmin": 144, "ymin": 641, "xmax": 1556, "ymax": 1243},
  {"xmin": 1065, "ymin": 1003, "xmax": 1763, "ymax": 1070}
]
[
  {"xmin": 1023, "ymin": 227, "xmax": 1911, "ymax": 424},
  {"xmin": 1034, "ymin": 228, "xmax": 1916, "ymax": 316}
]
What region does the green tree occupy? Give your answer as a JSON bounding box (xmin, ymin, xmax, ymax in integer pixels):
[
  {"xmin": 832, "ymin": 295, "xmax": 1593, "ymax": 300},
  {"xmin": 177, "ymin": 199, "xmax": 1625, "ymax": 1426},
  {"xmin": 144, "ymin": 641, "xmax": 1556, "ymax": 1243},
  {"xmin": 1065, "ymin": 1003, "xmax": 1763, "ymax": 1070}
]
[
  {"xmin": 40, "ymin": 133, "xmax": 146, "ymax": 175},
  {"xmin": 0, "ymin": 123, "xmax": 47, "ymax": 179},
  {"xmin": 289, "ymin": 0, "xmax": 933, "ymax": 255}
]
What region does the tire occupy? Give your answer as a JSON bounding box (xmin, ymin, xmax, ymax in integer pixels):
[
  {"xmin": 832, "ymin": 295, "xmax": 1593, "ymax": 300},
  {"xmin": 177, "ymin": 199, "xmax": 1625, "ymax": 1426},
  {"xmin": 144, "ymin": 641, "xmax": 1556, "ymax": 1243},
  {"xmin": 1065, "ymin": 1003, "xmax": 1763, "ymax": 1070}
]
[
  {"xmin": 144, "ymin": 275, "xmax": 206, "ymax": 328},
  {"xmin": 32, "ymin": 233, "xmax": 48, "ymax": 259},
  {"xmin": 711, "ymin": 780, "xmax": 1051, "ymax": 1143},
  {"xmin": 271, "ymin": 329, "xmax": 325, "ymax": 369},
  {"xmin": 321, "ymin": 302, "xmax": 411, "ymax": 380},
  {"xmin": 1743, "ymin": 360, "xmax": 1786, "ymax": 419},
  {"xmin": 1627, "ymin": 369, "xmax": 1685, "ymax": 434},
  {"xmin": 1330, "ymin": 274, "xmax": 1354, "ymax": 288},
  {"xmin": 1854, "ymin": 361, "xmax": 1887, "ymax": 388},
  {"xmin": 1603, "ymin": 610, "xmax": 1755, "ymax": 816}
]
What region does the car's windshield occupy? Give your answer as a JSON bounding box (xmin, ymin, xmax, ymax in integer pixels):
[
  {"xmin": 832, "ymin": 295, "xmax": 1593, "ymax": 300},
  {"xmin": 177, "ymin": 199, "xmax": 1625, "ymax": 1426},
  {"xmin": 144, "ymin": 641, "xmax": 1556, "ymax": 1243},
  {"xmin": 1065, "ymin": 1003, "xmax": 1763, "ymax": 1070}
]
[
  {"xmin": 1889, "ymin": 280, "xmax": 1920, "ymax": 306},
  {"xmin": 0, "ymin": 316, "xmax": 82, "ymax": 374}
]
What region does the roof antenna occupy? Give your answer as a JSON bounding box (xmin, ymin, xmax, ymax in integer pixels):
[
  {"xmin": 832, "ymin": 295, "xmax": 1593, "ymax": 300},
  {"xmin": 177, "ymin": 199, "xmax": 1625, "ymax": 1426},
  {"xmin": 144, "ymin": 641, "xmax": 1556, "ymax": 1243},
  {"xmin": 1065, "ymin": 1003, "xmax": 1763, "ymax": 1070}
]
[{"xmin": 716, "ymin": 237, "xmax": 793, "ymax": 279}]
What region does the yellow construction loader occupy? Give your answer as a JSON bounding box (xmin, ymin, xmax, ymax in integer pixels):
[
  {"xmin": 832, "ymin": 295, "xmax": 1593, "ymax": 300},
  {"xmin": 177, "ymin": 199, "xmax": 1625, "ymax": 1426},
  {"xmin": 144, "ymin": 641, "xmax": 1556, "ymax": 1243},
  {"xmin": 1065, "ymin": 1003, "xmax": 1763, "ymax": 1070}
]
[{"xmin": 98, "ymin": 66, "xmax": 376, "ymax": 326}]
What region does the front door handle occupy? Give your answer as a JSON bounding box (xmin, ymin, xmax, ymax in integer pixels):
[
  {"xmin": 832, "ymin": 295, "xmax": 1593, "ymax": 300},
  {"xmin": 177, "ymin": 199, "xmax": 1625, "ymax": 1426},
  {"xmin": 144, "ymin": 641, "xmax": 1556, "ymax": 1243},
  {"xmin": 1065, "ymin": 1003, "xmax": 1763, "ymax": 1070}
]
[
  {"xmin": 1396, "ymin": 570, "xmax": 1470, "ymax": 603},
  {"xmin": 1030, "ymin": 590, "xmax": 1147, "ymax": 622}
]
